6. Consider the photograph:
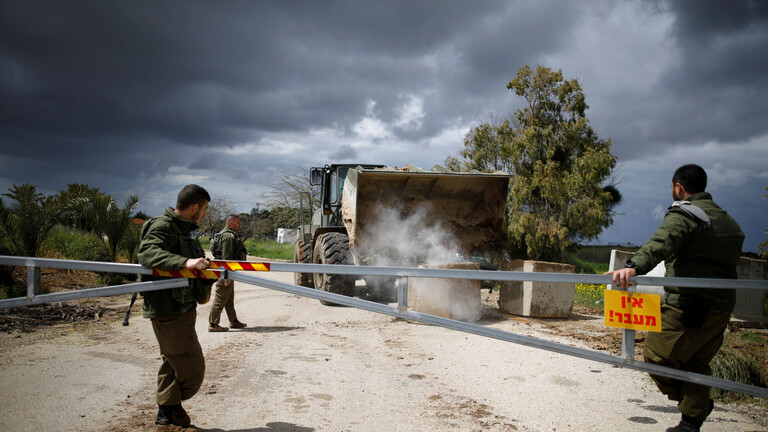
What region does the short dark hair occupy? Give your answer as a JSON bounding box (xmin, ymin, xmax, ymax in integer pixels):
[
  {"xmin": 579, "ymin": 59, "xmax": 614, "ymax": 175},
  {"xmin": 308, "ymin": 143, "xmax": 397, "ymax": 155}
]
[
  {"xmin": 176, "ymin": 184, "xmax": 211, "ymax": 210},
  {"xmin": 226, "ymin": 214, "xmax": 240, "ymax": 223},
  {"xmin": 672, "ymin": 164, "xmax": 707, "ymax": 194}
]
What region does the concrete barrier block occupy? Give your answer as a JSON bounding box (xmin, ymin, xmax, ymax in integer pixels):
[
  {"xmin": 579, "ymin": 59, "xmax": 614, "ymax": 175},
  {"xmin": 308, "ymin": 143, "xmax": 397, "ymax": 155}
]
[
  {"xmin": 498, "ymin": 260, "xmax": 575, "ymax": 318},
  {"xmin": 408, "ymin": 262, "xmax": 482, "ymax": 322}
]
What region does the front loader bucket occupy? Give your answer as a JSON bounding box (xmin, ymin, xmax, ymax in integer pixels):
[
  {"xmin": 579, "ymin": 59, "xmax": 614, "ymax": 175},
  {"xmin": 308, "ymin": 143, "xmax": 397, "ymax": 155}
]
[{"xmin": 341, "ymin": 165, "xmax": 509, "ymax": 263}]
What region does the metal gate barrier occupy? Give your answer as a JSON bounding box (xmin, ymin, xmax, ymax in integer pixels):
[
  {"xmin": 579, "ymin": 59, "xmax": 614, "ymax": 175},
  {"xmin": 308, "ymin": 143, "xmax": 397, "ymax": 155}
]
[{"xmin": 1, "ymin": 255, "xmax": 767, "ymax": 399}]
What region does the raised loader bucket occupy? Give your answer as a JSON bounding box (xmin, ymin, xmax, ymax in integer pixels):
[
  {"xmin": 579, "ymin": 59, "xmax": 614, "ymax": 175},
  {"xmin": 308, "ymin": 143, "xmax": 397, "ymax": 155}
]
[{"xmin": 341, "ymin": 165, "xmax": 509, "ymax": 265}]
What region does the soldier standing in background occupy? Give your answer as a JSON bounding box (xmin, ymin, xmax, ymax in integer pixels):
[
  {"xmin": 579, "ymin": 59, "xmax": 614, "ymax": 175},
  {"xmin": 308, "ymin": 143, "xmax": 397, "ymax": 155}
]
[{"xmin": 208, "ymin": 214, "xmax": 248, "ymax": 332}]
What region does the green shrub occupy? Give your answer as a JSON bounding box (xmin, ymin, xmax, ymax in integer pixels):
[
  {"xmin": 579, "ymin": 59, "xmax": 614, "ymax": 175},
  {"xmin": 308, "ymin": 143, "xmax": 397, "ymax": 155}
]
[
  {"xmin": 0, "ymin": 282, "xmax": 26, "ymax": 300},
  {"xmin": 44, "ymin": 225, "xmax": 109, "ymax": 262},
  {"xmin": 711, "ymin": 345, "xmax": 767, "ymax": 400}
]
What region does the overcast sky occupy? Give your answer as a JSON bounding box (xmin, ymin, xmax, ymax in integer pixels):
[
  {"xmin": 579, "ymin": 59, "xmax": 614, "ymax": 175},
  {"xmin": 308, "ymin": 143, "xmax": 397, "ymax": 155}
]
[{"xmin": 1, "ymin": 0, "xmax": 767, "ymax": 252}]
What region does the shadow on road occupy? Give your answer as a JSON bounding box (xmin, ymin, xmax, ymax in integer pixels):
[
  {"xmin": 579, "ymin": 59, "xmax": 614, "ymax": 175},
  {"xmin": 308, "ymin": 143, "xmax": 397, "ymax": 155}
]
[
  {"xmin": 230, "ymin": 326, "xmax": 304, "ymax": 334},
  {"xmin": 199, "ymin": 421, "xmax": 314, "ymax": 432}
]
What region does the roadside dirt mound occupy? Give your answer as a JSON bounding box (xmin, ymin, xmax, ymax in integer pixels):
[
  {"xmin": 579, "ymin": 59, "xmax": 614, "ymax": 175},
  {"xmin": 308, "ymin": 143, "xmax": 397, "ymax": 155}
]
[{"xmin": 0, "ymin": 303, "xmax": 112, "ymax": 332}]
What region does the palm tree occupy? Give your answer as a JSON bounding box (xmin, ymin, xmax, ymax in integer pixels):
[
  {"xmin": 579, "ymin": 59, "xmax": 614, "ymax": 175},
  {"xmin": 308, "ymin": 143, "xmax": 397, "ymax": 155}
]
[
  {"xmin": 59, "ymin": 183, "xmax": 102, "ymax": 230},
  {"xmin": 119, "ymin": 222, "xmax": 142, "ymax": 264},
  {"xmin": 83, "ymin": 194, "xmax": 139, "ymax": 263},
  {"xmin": 0, "ymin": 183, "xmax": 63, "ymax": 257}
]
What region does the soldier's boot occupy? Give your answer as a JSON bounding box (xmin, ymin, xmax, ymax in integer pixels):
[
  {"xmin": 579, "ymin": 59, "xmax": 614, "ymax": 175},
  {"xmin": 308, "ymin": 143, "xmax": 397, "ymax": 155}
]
[
  {"xmin": 209, "ymin": 323, "xmax": 229, "ymax": 332},
  {"xmin": 156, "ymin": 404, "xmax": 192, "ymax": 429},
  {"xmin": 230, "ymin": 320, "xmax": 247, "ymax": 329},
  {"xmin": 665, "ymin": 414, "xmax": 702, "ymax": 432}
]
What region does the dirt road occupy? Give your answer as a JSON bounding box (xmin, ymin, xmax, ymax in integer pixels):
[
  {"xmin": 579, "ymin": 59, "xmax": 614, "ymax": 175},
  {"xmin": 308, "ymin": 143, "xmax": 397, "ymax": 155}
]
[{"xmin": 1, "ymin": 269, "xmax": 765, "ymax": 431}]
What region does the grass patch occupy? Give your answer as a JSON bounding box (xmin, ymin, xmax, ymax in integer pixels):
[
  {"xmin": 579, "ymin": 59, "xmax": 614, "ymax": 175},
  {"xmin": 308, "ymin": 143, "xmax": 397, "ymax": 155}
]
[
  {"xmin": 198, "ymin": 237, "xmax": 210, "ymax": 250},
  {"xmin": 245, "ymin": 239, "xmax": 293, "ymax": 260},
  {"xmin": 568, "ymin": 256, "xmax": 609, "ymax": 274},
  {"xmin": 200, "ymin": 236, "xmax": 293, "ymax": 260},
  {"xmin": 711, "ymin": 328, "xmax": 768, "ymax": 403}
]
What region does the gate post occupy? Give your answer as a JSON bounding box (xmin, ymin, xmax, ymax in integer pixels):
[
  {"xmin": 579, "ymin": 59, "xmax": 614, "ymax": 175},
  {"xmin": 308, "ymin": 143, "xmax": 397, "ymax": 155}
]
[
  {"xmin": 621, "ymin": 285, "xmax": 637, "ymax": 361},
  {"xmin": 397, "ymin": 277, "xmax": 408, "ymax": 311},
  {"xmin": 27, "ymin": 265, "xmax": 40, "ymax": 298}
]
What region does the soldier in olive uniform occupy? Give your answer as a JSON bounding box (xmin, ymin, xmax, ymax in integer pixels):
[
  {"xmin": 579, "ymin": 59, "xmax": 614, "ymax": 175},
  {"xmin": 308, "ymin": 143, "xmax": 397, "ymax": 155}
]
[
  {"xmin": 607, "ymin": 164, "xmax": 744, "ymax": 432},
  {"xmin": 138, "ymin": 184, "xmax": 213, "ymax": 431},
  {"xmin": 208, "ymin": 214, "xmax": 248, "ymax": 332}
]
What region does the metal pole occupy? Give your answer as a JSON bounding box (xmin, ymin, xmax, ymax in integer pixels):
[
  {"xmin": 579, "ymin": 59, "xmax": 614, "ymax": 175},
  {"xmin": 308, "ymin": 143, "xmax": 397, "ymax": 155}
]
[
  {"xmin": 397, "ymin": 277, "xmax": 408, "ymax": 311},
  {"xmin": 26, "ymin": 265, "xmax": 40, "ymax": 298},
  {"xmin": 228, "ymin": 270, "xmax": 768, "ymax": 399},
  {"xmin": 621, "ymin": 285, "xmax": 637, "ymax": 360},
  {"xmin": 0, "ymin": 278, "xmax": 190, "ymax": 309}
]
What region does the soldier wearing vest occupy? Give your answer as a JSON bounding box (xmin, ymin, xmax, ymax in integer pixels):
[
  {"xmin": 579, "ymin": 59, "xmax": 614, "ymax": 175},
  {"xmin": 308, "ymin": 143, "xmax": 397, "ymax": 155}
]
[
  {"xmin": 208, "ymin": 214, "xmax": 248, "ymax": 332},
  {"xmin": 606, "ymin": 164, "xmax": 744, "ymax": 432},
  {"xmin": 138, "ymin": 184, "xmax": 213, "ymax": 431}
]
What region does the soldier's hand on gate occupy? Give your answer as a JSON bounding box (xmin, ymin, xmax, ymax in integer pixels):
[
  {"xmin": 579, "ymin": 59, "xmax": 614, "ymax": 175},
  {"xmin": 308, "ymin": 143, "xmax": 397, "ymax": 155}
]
[
  {"xmin": 184, "ymin": 257, "xmax": 210, "ymax": 270},
  {"xmin": 604, "ymin": 268, "xmax": 637, "ymax": 288}
]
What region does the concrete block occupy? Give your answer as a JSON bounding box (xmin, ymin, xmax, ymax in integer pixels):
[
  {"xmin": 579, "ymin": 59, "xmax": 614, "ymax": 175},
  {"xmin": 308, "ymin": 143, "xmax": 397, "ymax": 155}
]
[
  {"xmin": 733, "ymin": 257, "xmax": 767, "ymax": 324},
  {"xmin": 608, "ymin": 250, "xmax": 665, "ymax": 296},
  {"xmin": 408, "ymin": 262, "xmax": 482, "ymax": 322},
  {"xmin": 498, "ymin": 260, "xmax": 575, "ymax": 318}
]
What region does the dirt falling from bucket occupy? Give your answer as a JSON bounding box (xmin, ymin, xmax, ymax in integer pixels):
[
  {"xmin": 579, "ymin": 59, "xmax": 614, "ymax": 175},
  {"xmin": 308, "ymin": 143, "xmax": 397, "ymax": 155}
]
[
  {"xmin": 361, "ymin": 205, "xmax": 482, "ymax": 321},
  {"xmin": 360, "ymin": 204, "xmax": 462, "ymax": 267}
]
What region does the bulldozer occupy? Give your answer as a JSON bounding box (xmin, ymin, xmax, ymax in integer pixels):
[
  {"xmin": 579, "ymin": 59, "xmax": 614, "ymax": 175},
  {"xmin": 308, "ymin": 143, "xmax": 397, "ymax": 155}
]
[{"xmin": 293, "ymin": 164, "xmax": 510, "ymax": 303}]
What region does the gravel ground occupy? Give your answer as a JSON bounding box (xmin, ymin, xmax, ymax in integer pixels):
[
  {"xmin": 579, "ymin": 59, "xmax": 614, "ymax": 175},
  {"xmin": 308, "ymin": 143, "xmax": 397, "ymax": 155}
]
[{"xmin": 0, "ymin": 269, "xmax": 766, "ymax": 432}]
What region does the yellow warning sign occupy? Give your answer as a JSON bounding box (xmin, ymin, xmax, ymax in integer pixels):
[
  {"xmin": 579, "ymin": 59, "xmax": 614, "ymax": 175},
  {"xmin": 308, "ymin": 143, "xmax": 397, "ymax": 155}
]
[{"xmin": 604, "ymin": 290, "xmax": 662, "ymax": 333}]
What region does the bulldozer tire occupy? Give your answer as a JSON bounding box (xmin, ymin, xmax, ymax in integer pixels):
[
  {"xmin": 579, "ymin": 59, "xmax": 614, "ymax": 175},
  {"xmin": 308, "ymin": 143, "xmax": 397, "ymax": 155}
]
[
  {"xmin": 313, "ymin": 232, "xmax": 354, "ymax": 305},
  {"xmin": 293, "ymin": 239, "xmax": 313, "ymax": 287}
]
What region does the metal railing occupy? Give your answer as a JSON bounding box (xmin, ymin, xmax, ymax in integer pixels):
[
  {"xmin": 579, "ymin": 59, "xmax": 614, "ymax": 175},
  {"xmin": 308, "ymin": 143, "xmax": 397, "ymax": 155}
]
[{"xmin": 1, "ymin": 255, "xmax": 767, "ymax": 399}]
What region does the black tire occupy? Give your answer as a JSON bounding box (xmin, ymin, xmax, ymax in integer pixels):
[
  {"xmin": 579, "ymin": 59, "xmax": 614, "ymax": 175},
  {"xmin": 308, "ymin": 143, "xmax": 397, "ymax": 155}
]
[
  {"xmin": 293, "ymin": 239, "xmax": 313, "ymax": 287},
  {"xmin": 313, "ymin": 232, "xmax": 354, "ymax": 305}
]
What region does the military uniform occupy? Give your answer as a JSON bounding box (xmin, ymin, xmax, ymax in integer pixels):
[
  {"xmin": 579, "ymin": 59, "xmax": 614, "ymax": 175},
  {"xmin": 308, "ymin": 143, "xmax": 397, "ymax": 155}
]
[
  {"xmin": 138, "ymin": 207, "xmax": 213, "ymax": 407},
  {"xmin": 629, "ymin": 192, "xmax": 744, "ymax": 423},
  {"xmin": 209, "ymin": 226, "xmax": 247, "ymax": 327}
]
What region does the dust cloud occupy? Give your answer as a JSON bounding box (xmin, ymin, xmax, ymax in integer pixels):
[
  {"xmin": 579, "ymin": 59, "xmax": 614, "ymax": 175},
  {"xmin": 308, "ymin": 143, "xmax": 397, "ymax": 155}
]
[{"xmin": 361, "ymin": 204, "xmax": 462, "ymax": 267}]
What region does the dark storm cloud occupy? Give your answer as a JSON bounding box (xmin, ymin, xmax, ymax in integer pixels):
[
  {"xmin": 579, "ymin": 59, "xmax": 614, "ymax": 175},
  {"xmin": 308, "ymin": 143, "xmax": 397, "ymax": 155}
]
[
  {"xmin": 0, "ymin": 1, "xmax": 573, "ymax": 154},
  {"xmin": 611, "ymin": 0, "xmax": 768, "ymax": 158},
  {"xmin": 1, "ymin": 0, "xmax": 766, "ymax": 249}
]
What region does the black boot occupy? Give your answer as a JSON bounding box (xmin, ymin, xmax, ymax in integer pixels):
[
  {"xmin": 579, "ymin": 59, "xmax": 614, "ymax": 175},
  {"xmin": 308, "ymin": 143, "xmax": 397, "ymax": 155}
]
[
  {"xmin": 666, "ymin": 414, "xmax": 703, "ymax": 432},
  {"xmin": 156, "ymin": 404, "xmax": 191, "ymax": 428}
]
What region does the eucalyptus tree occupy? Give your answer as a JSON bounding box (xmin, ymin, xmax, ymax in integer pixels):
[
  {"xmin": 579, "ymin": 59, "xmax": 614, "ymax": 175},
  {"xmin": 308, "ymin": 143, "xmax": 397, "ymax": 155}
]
[
  {"xmin": 448, "ymin": 65, "xmax": 619, "ymax": 262},
  {"xmin": 504, "ymin": 65, "xmax": 617, "ymax": 261}
]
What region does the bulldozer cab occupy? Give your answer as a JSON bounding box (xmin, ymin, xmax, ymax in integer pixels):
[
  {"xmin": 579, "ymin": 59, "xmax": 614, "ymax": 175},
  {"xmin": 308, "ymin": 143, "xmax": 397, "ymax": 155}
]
[{"xmin": 309, "ymin": 164, "xmax": 386, "ymax": 230}]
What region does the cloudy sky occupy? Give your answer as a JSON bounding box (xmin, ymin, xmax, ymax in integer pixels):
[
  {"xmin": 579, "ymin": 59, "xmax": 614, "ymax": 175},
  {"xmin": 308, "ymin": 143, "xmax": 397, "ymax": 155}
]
[{"xmin": 1, "ymin": 0, "xmax": 767, "ymax": 252}]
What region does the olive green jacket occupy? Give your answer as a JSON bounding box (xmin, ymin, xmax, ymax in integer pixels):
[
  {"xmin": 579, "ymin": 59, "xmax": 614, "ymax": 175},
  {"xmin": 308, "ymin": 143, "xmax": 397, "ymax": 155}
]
[
  {"xmin": 138, "ymin": 207, "xmax": 213, "ymax": 319},
  {"xmin": 630, "ymin": 192, "xmax": 744, "ymax": 312},
  {"xmin": 218, "ymin": 226, "xmax": 247, "ymax": 261}
]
